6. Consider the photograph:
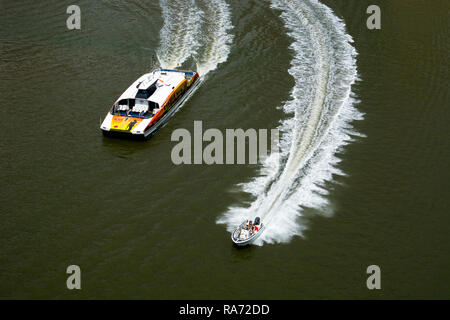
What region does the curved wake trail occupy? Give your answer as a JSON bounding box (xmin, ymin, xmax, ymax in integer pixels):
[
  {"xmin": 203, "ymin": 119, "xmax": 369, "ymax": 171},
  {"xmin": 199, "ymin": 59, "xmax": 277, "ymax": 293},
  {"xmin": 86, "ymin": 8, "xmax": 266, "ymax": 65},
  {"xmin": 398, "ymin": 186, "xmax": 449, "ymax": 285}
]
[
  {"xmin": 217, "ymin": 0, "xmax": 364, "ymax": 245},
  {"xmin": 157, "ymin": 0, "xmax": 233, "ymax": 77}
]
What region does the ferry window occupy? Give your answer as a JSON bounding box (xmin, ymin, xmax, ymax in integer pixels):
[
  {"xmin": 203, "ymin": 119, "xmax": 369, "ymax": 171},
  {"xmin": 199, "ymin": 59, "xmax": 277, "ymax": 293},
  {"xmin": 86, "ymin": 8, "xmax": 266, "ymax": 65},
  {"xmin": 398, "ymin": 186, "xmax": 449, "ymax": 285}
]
[
  {"xmin": 136, "ymin": 82, "xmax": 158, "ymax": 99},
  {"xmin": 148, "ymin": 101, "xmax": 159, "ymax": 110},
  {"xmin": 147, "ymin": 83, "xmax": 158, "ymax": 96},
  {"xmin": 136, "ymin": 90, "xmax": 149, "ymax": 99}
]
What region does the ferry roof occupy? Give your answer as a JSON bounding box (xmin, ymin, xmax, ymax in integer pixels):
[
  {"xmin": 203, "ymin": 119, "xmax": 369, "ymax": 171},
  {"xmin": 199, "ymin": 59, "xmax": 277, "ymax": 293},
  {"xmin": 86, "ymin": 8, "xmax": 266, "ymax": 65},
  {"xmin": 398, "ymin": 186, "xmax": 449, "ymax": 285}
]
[{"xmin": 116, "ymin": 70, "xmax": 186, "ymax": 107}]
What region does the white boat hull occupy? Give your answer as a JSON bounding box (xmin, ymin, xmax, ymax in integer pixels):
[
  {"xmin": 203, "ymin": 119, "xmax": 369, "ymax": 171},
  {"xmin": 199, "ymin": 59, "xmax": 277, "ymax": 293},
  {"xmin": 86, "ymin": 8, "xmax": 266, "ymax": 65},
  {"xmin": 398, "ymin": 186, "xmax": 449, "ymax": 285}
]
[
  {"xmin": 101, "ymin": 68, "xmax": 201, "ymax": 139},
  {"xmin": 231, "ymin": 222, "xmax": 265, "ymax": 246},
  {"xmin": 142, "ymin": 77, "xmax": 202, "ymax": 138}
]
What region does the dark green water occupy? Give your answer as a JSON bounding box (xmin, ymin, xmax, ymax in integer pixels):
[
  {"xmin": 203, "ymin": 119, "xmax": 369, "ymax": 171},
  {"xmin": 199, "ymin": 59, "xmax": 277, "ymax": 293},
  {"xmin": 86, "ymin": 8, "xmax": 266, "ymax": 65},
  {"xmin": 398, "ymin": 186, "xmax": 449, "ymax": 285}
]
[{"xmin": 0, "ymin": 0, "xmax": 449, "ymax": 299}]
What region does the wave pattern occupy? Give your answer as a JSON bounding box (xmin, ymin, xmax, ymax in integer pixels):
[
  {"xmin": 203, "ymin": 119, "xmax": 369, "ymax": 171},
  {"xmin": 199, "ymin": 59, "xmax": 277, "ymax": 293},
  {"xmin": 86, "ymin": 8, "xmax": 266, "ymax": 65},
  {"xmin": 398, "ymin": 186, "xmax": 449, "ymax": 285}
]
[
  {"xmin": 217, "ymin": 0, "xmax": 364, "ymax": 245},
  {"xmin": 157, "ymin": 0, "xmax": 233, "ymax": 76}
]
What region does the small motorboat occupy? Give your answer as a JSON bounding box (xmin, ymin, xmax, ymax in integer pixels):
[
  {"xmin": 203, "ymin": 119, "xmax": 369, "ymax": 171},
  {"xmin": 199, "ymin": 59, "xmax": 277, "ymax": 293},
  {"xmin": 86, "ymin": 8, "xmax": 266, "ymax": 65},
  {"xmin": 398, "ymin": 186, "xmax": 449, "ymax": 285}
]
[{"xmin": 231, "ymin": 217, "xmax": 264, "ymax": 246}]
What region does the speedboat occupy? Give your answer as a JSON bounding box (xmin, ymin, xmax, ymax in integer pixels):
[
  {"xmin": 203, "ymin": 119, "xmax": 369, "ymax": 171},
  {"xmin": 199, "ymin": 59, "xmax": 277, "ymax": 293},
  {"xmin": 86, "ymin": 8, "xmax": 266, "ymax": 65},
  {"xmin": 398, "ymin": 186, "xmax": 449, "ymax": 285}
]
[
  {"xmin": 231, "ymin": 217, "xmax": 264, "ymax": 246},
  {"xmin": 100, "ymin": 67, "xmax": 200, "ymax": 138}
]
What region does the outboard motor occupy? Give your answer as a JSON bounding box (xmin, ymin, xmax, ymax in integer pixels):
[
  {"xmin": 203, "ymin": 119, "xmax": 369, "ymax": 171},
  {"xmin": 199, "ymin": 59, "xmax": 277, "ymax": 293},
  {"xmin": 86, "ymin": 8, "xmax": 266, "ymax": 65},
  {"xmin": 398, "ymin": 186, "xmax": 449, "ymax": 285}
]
[{"xmin": 254, "ymin": 217, "xmax": 261, "ymax": 226}]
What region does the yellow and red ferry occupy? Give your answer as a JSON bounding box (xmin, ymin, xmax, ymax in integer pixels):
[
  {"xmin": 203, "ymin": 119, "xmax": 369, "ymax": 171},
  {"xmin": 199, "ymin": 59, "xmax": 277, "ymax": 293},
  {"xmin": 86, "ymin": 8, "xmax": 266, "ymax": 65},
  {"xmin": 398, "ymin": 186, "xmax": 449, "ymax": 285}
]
[{"xmin": 100, "ymin": 68, "xmax": 200, "ymax": 138}]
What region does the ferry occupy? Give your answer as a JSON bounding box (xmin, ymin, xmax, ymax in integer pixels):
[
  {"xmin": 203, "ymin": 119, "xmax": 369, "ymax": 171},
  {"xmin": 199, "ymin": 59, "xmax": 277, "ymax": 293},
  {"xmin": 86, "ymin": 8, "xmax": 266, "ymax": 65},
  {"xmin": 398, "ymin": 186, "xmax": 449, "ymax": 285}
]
[
  {"xmin": 231, "ymin": 217, "xmax": 265, "ymax": 246},
  {"xmin": 100, "ymin": 67, "xmax": 200, "ymax": 138}
]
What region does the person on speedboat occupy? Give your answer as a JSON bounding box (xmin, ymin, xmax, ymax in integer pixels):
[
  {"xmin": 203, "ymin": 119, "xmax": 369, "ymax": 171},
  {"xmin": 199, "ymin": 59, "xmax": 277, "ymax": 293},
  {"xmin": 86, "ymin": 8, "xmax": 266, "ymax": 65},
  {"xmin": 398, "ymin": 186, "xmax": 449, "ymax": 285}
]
[
  {"xmin": 248, "ymin": 221, "xmax": 254, "ymax": 235},
  {"xmin": 248, "ymin": 220, "xmax": 259, "ymax": 234}
]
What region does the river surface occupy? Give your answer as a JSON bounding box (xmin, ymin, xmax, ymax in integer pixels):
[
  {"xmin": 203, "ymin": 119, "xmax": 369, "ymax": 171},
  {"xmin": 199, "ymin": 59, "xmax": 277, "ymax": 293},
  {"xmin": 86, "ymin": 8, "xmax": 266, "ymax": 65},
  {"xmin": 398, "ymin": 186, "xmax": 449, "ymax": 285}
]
[{"xmin": 0, "ymin": 0, "xmax": 449, "ymax": 299}]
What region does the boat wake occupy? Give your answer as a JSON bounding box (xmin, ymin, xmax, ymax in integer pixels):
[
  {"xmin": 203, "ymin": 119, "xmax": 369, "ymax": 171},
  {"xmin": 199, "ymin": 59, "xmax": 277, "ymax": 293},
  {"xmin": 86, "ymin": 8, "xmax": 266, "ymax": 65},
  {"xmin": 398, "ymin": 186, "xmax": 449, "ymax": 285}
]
[
  {"xmin": 157, "ymin": 0, "xmax": 234, "ymax": 77},
  {"xmin": 217, "ymin": 0, "xmax": 364, "ymax": 245}
]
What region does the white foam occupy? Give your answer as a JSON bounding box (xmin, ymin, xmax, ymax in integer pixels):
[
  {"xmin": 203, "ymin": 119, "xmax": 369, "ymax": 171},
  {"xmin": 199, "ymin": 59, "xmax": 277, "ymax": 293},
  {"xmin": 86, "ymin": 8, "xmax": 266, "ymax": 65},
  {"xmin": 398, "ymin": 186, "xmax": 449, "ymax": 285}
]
[
  {"xmin": 196, "ymin": 0, "xmax": 234, "ymax": 76},
  {"xmin": 217, "ymin": 0, "xmax": 364, "ymax": 245},
  {"xmin": 157, "ymin": 0, "xmax": 233, "ymax": 77},
  {"xmin": 157, "ymin": 0, "xmax": 204, "ymax": 69}
]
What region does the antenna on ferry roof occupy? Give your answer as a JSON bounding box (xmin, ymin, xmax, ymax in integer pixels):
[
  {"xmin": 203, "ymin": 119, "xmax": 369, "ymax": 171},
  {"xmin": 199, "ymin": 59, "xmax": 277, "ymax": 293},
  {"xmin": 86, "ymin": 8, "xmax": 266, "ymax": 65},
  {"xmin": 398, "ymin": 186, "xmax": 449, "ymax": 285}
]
[
  {"xmin": 151, "ymin": 54, "xmax": 161, "ymax": 71},
  {"xmin": 151, "ymin": 55, "xmax": 155, "ymax": 70}
]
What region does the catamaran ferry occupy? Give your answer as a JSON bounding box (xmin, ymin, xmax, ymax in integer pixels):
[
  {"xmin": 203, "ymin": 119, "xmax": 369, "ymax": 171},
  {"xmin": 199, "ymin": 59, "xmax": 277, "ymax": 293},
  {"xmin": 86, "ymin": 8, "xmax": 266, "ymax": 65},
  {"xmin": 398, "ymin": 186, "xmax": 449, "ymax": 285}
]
[{"xmin": 100, "ymin": 68, "xmax": 200, "ymax": 138}]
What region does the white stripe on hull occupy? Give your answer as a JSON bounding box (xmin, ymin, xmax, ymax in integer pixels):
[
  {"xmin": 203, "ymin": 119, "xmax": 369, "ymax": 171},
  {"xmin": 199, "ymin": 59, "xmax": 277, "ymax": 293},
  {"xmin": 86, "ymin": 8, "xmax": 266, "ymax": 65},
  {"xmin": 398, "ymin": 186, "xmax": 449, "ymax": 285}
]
[{"xmin": 143, "ymin": 78, "xmax": 202, "ymax": 138}]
